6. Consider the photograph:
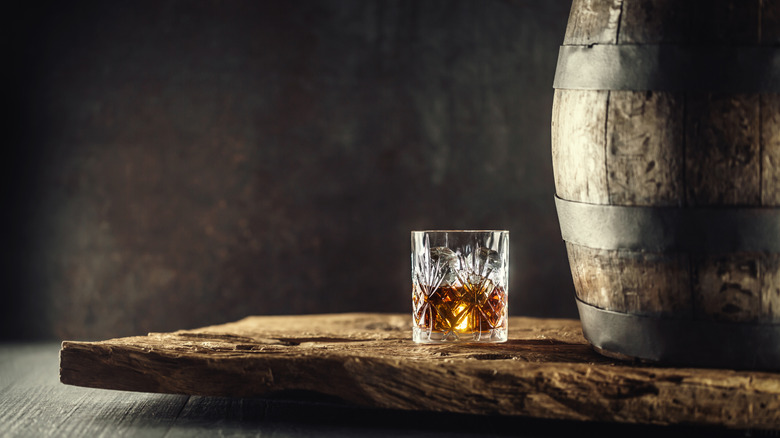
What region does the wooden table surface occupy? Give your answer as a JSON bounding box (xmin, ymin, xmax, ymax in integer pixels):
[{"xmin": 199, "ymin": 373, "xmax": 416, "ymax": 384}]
[
  {"xmin": 59, "ymin": 313, "xmax": 780, "ymax": 430},
  {"xmin": 0, "ymin": 342, "xmax": 766, "ymax": 438}
]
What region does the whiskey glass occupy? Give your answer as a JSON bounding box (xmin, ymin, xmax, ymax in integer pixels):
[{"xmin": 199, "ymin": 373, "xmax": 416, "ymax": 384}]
[{"xmin": 411, "ymin": 230, "xmax": 509, "ymax": 343}]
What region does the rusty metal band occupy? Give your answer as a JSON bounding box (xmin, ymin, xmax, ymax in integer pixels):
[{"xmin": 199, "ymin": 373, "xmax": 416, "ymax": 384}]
[
  {"xmin": 554, "ymin": 196, "xmax": 780, "ymax": 253},
  {"xmin": 576, "ymin": 298, "xmax": 780, "ymax": 371},
  {"xmin": 553, "ymin": 44, "xmax": 780, "ymax": 92}
]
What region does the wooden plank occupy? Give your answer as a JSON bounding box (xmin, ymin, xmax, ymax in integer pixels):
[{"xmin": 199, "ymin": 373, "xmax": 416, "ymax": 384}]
[
  {"xmin": 606, "ymin": 91, "xmax": 684, "ymax": 206},
  {"xmin": 6, "ymin": 343, "xmax": 733, "ymax": 437},
  {"xmin": 0, "ymin": 344, "xmax": 54, "ymax": 393},
  {"xmin": 563, "ymin": 0, "xmax": 623, "ymax": 45},
  {"xmin": 164, "ymin": 395, "xmax": 536, "ymax": 438},
  {"xmin": 685, "ymin": 93, "xmax": 761, "ymax": 206},
  {"xmin": 60, "ymin": 313, "xmax": 780, "ymax": 429},
  {"xmin": 551, "ymin": 89, "xmax": 610, "ymax": 204},
  {"xmin": 762, "ymin": 93, "xmax": 780, "ymax": 206},
  {"xmin": 159, "ymin": 392, "xmax": 731, "ymax": 438},
  {"xmin": 565, "ymin": 243, "xmax": 692, "ymax": 316},
  {"xmin": 162, "ymin": 397, "xmax": 273, "ymax": 438}
]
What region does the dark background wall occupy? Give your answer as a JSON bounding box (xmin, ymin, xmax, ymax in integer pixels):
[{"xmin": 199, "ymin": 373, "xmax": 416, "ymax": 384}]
[{"xmin": 4, "ymin": 0, "xmax": 575, "ymax": 340}]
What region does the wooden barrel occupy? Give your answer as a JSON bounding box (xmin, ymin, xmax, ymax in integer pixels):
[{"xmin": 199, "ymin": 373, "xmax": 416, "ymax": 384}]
[{"xmin": 552, "ymin": 0, "xmax": 780, "ymax": 370}]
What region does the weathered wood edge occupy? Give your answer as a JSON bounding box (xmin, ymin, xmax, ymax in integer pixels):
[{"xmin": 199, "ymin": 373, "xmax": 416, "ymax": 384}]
[{"xmin": 60, "ymin": 314, "xmax": 780, "ymax": 430}]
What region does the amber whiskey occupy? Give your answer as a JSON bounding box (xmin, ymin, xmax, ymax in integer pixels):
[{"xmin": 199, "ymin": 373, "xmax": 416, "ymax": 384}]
[{"xmin": 412, "ymin": 280, "xmax": 507, "ymax": 340}]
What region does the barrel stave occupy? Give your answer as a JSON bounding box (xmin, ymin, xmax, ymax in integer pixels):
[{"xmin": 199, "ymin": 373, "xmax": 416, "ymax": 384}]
[
  {"xmin": 563, "ymin": 0, "xmax": 622, "ymax": 46},
  {"xmin": 566, "ymin": 242, "xmax": 692, "ymax": 317},
  {"xmin": 606, "ymin": 90, "xmax": 684, "ymax": 207},
  {"xmin": 685, "ymin": 94, "xmax": 761, "ymax": 207},
  {"xmin": 551, "ymin": 89, "xmax": 609, "ymax": 204},
  {"xmin": 617, "ymin": 0, "xmax": 761, "ymax": 45},
  {"xmin": 762, "ymin": 94, "xmax": 780, "ymax": 206}
]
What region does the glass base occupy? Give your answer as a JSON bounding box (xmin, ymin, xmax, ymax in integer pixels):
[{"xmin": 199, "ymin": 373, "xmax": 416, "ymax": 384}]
[{"xmin": 412, "ymin": 326, "xmax": 507, "ymax": 343}]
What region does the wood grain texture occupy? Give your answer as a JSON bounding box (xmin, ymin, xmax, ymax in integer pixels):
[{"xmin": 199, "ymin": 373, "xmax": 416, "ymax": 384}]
[
  {"xmin": 551, "ymin": 89, "xmax": 610, "ymax": 204},
  {"xmin": 606, "ymin": 91, "xmax": 684, "ymax": 206},
  {"xmin": 762, "ymin": 255, "xmax": 780, "ymax": 322},
  {"xmin": 567, "ymin": 247, "xmax": 780, "ymax": 323},
  {"xmin": 563, "ymin": 0, "xmax": 623, "ymax": 45},
  {"xmin": 617, "ymin": 0, "xmax": 690, "ymax": 44},
  {"xmin": 566, "ymin": 243, "xmax": 692, "ymax": 317},
  {"xmin": 763, "ymin": 94, "xmax": 780, "ymax": 206},
  {"xmin": 685, "ymin": 94, "xmax": 761, "ymax": 206},
  {"xmin": 693, "ymin": 255, "xmax": 763, "ymax": 323},
  {"xmin": 59, "ymin": 313, "xmax": 780, "ymax": 429},
  {"xmin": 554, "ymin": 0, "xmax": 780, "ymax": 360},
  {"xmin": 7, "ymin": 343, "xmax": 759, "ymax": 437},
  {"xmin": 683, "ymin": 93, "xmax": 767, "ymax": 324}
]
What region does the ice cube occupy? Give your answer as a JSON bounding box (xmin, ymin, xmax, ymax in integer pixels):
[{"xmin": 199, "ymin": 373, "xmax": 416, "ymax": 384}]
[
  {"xmin": 475, "ymin": 247, "xmax": 501, "ymax": 276},
  {"xmin": 429, "ymin": 246, "xmax": 459, "ymax": 286}
]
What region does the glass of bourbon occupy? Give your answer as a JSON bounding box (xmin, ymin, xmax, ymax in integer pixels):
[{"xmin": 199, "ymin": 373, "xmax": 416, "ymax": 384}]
[{"xmin": 411, "ymin": 230, "xmax": 509, "ymax": 343}]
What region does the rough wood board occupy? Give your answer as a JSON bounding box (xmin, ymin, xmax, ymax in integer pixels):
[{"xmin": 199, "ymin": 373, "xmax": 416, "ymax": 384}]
[
  {"xmin": 3, "ymin": 344, "xmax": 740, "ymax": 437},
  {"xmin": 60, "ymin": 313, "xmax": 780, "ymax": 430}
]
